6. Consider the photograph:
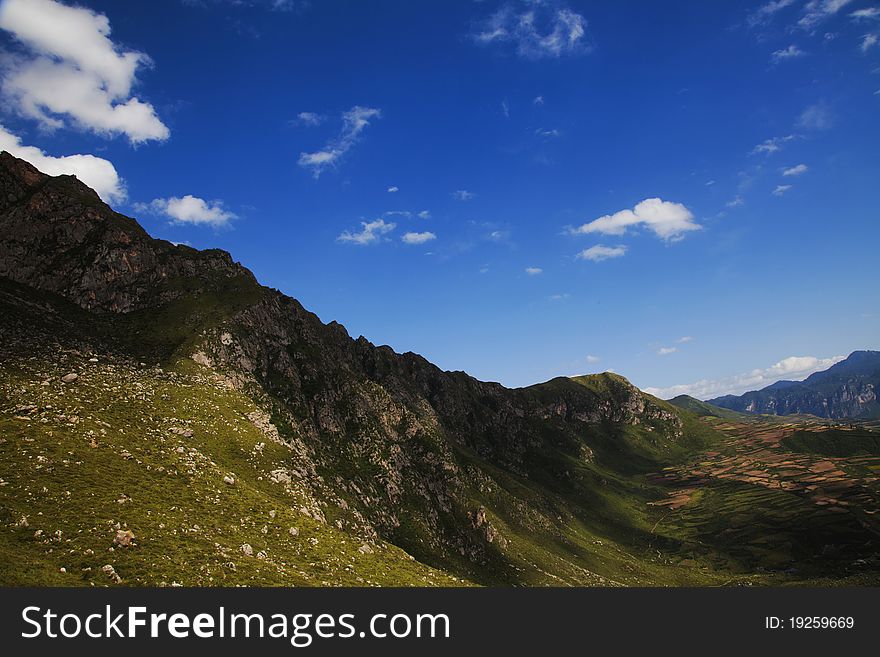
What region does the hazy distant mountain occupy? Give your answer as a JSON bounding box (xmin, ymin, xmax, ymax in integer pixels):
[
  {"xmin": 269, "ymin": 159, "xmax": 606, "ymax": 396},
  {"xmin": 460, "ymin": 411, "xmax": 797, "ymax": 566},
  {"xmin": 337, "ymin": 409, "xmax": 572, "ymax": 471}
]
[{"xmin": 708, "ymin": 351, "xmax": 880, "ymax": 419}]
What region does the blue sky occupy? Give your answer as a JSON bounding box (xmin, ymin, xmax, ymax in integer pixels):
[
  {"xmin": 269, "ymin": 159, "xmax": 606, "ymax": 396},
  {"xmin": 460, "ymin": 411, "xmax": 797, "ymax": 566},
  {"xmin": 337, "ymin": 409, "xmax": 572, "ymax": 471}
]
[{"xmin": 0, "ymin": 0, "xmax": 878, "ymax": 398}]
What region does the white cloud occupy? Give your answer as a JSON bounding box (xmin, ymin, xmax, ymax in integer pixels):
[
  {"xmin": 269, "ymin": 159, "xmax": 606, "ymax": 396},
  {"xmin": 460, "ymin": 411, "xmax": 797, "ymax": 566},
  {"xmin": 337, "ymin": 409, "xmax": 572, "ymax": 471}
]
[
  {"xmin": 525, "ymin": 266, "xmax": 543, "ymax": 275},
  {"xmin": 782, "ymin": 163, "xmax": 808, "ymax": 176},
  {"xmin": 143, "ymin": 195, "xmax": 236, "ymax": 227},
  {"xmin": 298, "ymin": 105, "xmax": 381, "ymax": 178},
  {"xmin": 798, "ymin": 103, "xmax": 833, "ymax": 129},
  {"xmin": 387, "ymin": 185, "xmax": 399, "ymax": 193},
  {"xmin": 384, "ymin": 209, "xmax": 431, "ymax": 220},
  {"xmin": 677, "ymin": 336, "xmax": 694, "ymax": 343},
  {"xmin": 586, "ymin": 355, "xmax": 600, "ymax": 363},
  {"xmin": 401, "ymin": 231, "xmax": 436, "ymax": 245},
  {"xmin": 535, "ymin": 127, "xmax": 560, "ymax": 138},
  {"xmin": 771, "ymin": 44, "xmax": 806, "ymax": 61},
  {"xmin": 747, "ymin": 0, "xmax": 798, "ymax": 27},
  {"xmin": 452, "ymin": 189, "xmax": 475, "ymax": 201},
  {"xmin": 751, "ymin": 134, "xmax": 796, "ymax": 154},
  {"xmin": 0, "ymin": 123, "xmax": 125, "ymax": 203},
  {"xmin": 533, "ymin": 95, "xmax": 544, "ymax": 105},
  {"xmin": 567, "ymin": 198, "xmax": 699, "ymax": 242},
  {"xmin": 726, "ymin": 195, "xmax": 745, "ymax": 207},
  {"xmin": 861, "ymin": 32, "xmax": 879, "ymax": 51},
  {"xmin": 799, "ymin": 0, "xmax": 855, "ymax": 31},
  {"xmin": 773, "ymin": 184, "xmax": 793, "ymax": 195},
  {"xmin": 643, "ymin": 354, "xmax": 846, "ymax": 400},
  {"xmin": 657, "ymin": 346, "xmax": 678, "ymax": 356},
  {"xmin": 549, "ymin": 292, "xmax": 569, "ymax": 301},
  {"xmin": 337, "ymin": 218, "xmax": 395, "ymax": 245},
  {"xmin": 576, "ymin": 244, "xmax": 627, "ymax": 262},
  {"xmin": 296, "ymin": 111, "xmax": 324, "ymax": 126},
  {"xmin": 473, "ymin": 2, "xmax": 589, "ymax": 59},
  {"xmin": 0, "ymin": 0, "xmax": 168, "ymax": 144},
  {"xmin": 851, "ymin": 7, "xmax": 880, "ymax": 20}
]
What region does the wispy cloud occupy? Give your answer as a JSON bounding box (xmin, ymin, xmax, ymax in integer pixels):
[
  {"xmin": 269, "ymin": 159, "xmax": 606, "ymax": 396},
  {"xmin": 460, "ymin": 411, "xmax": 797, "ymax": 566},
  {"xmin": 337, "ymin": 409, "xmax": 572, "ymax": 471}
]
[
  {"xmin": 298, "ymin": 105, "xmax": 381, "ymax": 178},
  {"xmin": 798, "ymin": 102, "xmax": 833, "ymax": 129},
  {"xmin": 861, "ymin": 32, "xmax": 879, "ymax": 51},
  {"xmin": 751, "ymin": 134, "xmax": 797, "ymax": 155},
  {"xmin": 798, "ymin": 0, "xmax": 855, "ymax": 31},
  {"xmin": 726, "ymin": 195, "xmax": 745, "ymax": 208},
  {"xmin": 576, "ymin": 244, "xmax": 627, "ymax": 262},
  {"xmin": 452, "ymin": 189, "xmax": 475, "ymax": 201},
  {"xmin": 337, "ymin": 218, "xmax": 395, "ymax": 245},
  {"xmin": 535, "ymin": 127, "xmax": 561, "ymax": 138},
  {"xmin": 747, "ymin": 0, "xmax": 798, "ymax": 28},
  {"xmin": 473, "ymin": 1, "xmax": 590, "ymax": 59},
  {"xmin": 586, "ymin": 354, "xmax": 600, "ymax": 363},
  {"xmin": 773, "ymin": 184, "xmax": 793, "ymax": 195},
  {"xmin": 0, "ymin": 123, "xmax": 125, "ymax": 203},
  {"xmin": 782, "ymin": 163, "xmax": 808, "ymax": 176},
  {"xmin": 771, "ymin": 44, "xmax": 806, "ymax": 61},
  {"xmin": 140, "ymin": 195, "xmax": 236, "ymax": 227},
  {"xmin": 851, "ymin": 7, "xmax": 880, "ymax": 20},
  {"xmin": 295, "ymin": 111, "xmax": 324, "ymax": 126},
  {"xmin": 0, "ymin": 0, "xmax": 169, "ymax": 143},
  {"xmin": 657, "ymin": 346, "xmax": 678, "ymax": 356},
  {"xmin": 567, "ymin": 198, "xmax": 699, "ymax": 242},
  {"xmin": 525, "ymin": 266, "xmax": 543, "ymax": 275},
  {"xmin": 643, "ymin": 354, "xmax": 846, "ymax": 400},
  {"xmin": 401, "ymin": 231, "xmax": 436, "ymax": 245},
  {"xmin": 384, "ymin": 209, "xmax": 431, "ymax": 219},
  {"xmin": 387, "ymin": 185, "xmax": 399, "ymax": 193},
  {"xmin": 533, "ymin": 95, "xmax": 545, "ymax": 105},
  {"xmin": 677, "ymin": 336, "xmax": 694, "ymax": 343}
]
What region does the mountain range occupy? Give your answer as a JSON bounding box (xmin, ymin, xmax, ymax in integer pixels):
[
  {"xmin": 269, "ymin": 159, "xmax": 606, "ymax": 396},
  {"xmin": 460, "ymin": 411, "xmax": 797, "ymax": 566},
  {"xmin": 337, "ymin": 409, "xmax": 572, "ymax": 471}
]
[
  {"xmin": 706, "ymin": 351, "xmax": 880, "ymax": 419},
  {"xmin": 1, "ymin": 151, "xmax": 878, "ymax": 587}
]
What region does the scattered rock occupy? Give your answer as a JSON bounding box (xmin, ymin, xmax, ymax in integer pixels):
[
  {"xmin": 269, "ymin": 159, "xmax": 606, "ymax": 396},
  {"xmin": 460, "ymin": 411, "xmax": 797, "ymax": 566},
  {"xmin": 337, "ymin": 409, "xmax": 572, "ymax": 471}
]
[
  {"xmin": 240, "ymin": 543, "xmax": 253, "ymax": 556},
  {"xmin": 256, "ymin": 550, "xmax": 268, "ymax": 560},
  {"xmin": 60, "ymin": 373, "xmax": 78, "ymax": 384},
  {"xmin": 288, "ymin": 527, "xmax": 299, "ymax": 536},
  {"xmin": 358, "ymin": 544, "xmax": 374, "ymax": 555},
  {"xmin": 88, "ymin": 357, "xmax": 99, "ymax": 363},
  {"xmin": 15, "ymin": 515, "xmax": 28, "ymax": 528},
  {"xmin": 223, "ymin": 475, "xmax": 235, "ymax": 486},
  {"xmin": 101, "ymin": 564, "xmax": 122, "ymax": 584},
  {"xmin": 113, "ymin": 529, "xmax": 135, "ymax": 547}
]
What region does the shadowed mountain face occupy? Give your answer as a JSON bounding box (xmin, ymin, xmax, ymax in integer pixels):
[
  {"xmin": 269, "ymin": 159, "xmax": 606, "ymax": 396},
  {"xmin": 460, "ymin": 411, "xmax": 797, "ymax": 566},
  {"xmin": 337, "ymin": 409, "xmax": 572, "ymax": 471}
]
[
  {"xmin": 2, "ymin": 152, "xmax": 879, "ymax": 587},
  {"xmin": 708, "ymin": 352, "xmax": 880, "ymax": 419},
  {"xmin": 0, "ymin": 152, "xmax": 709, "ymax": 586}
]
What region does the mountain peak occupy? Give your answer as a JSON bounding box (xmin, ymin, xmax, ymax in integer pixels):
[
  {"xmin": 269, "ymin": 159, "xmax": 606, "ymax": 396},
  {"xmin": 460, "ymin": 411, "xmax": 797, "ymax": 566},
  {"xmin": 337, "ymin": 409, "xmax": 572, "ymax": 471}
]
[{"xmin": 0, "ymin": 152, "xmax": 254, "ymax": 314}]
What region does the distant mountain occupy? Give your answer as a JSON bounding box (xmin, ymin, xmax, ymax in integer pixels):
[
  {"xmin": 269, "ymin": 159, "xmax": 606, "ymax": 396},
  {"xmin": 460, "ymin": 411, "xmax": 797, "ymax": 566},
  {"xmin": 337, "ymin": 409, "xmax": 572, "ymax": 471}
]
[
  {"xmin": 667, "ymin": 395, "xmax": 756, "ymax": 421},
  {"xmin": 708, "ymin": 351, "xmax": 880, "ymax": 419}
]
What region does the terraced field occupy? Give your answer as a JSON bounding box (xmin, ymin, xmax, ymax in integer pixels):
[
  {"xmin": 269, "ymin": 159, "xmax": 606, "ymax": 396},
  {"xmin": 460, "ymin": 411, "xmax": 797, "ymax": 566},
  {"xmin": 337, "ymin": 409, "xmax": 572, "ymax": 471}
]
[{"xmin": 649, "ymin": 419, "xmax": 880, "ymax": 583}]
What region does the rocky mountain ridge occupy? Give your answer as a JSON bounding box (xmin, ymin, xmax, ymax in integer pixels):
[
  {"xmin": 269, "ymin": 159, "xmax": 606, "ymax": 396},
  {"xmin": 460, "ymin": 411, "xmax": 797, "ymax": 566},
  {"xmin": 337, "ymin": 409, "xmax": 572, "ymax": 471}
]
[
  {"xmin": 0, "ymin": 151, "xmax": 706, "ymax": 585},
  {"xmin": 709, "ymin": 351, "xmax": 880, "ymax": 419}
]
